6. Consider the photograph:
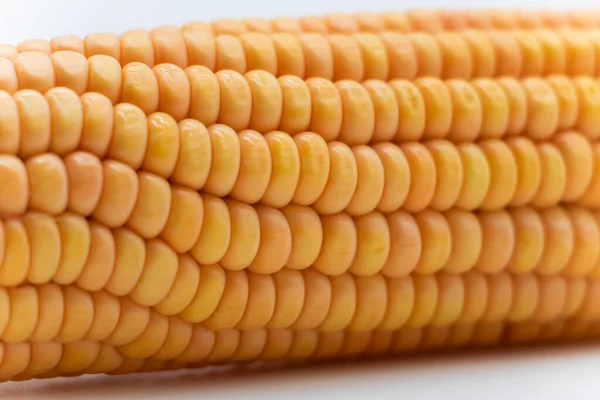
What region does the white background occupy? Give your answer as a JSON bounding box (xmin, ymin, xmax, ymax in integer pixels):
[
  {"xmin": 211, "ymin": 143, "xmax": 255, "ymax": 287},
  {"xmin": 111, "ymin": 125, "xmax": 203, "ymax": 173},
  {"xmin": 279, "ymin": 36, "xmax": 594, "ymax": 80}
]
[{"xmin": 1, "ymin": 0, "xmax": 600, "ymax": 398}]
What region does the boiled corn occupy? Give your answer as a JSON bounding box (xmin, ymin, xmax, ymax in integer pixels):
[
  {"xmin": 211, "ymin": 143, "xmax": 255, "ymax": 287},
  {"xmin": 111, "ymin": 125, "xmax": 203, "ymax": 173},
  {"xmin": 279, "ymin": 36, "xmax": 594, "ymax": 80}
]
[{"xmin": 1, "ymin": 9, "xmax": 600, "ymax": 383}]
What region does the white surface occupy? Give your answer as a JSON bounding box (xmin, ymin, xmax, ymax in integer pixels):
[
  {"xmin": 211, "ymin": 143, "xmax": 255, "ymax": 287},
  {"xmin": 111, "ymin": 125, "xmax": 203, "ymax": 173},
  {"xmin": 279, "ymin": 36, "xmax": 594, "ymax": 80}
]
[{"xmin": 1, "ymin": 0, "xmax": 600, "ymax": 398}]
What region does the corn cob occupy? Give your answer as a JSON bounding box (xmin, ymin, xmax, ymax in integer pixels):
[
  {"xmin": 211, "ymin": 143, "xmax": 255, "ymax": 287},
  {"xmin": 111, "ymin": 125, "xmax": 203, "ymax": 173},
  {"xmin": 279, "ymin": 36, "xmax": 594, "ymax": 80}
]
[{"xmin": 2, "ymin": 10, "xmax": 600, "ymax": 383}]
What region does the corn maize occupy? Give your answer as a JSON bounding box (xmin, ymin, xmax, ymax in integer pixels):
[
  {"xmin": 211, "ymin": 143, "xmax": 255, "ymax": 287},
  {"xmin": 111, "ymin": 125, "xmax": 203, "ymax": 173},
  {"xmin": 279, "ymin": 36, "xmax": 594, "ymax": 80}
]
[{"xmin": 2, "ymin": 9, "xmax": 600, "ymax": 383}]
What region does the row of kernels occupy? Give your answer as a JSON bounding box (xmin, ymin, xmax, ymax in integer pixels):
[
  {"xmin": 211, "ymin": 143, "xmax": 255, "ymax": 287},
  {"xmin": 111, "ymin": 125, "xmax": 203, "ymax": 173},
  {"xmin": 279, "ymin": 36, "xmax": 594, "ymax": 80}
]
[
  {"xmin": 0, "ymin": 130, "xmax": 597, "ymax": 239},
  {"xmin": 7, "ymin": 29, "xmax": 600, "ymax": 97},
  {"xmin": 2, "ymin": 74, "xmax": 600, "ymax": 158},
  {"xmin": 7, "ymin": 11, "xmax": 600, "ymax": 73},
  {"xmin": 0, "ymin": 269, "xmax": 591, "ymax": 353},
  {"xmin": 0, "ymin": 205, "xmax": 598, "ymax": 298},
  {"xmin": 0, "ymin": 126, "xmax": 597, "ymax": 242},
  {"xmin": 8, "ymin": 315, "xmax": 600, "ymax": 382}
]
